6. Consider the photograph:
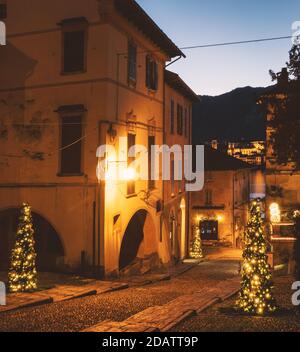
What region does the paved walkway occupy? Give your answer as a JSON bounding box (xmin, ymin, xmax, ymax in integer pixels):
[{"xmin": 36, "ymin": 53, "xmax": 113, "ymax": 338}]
[
  {"xmin": 0, "ymin": 259, "xmax": 240, "ymax": 332},
  {"xmin": 0, "ymin": 281, "xmax": 128, "ymax": 314},
  {"xmin": 83, "ymin": 277, "xmax": 240, "ymax": 332},
  {"xmin": 0, "ymin": 265, "xmax": 198, "ymax": 314}
]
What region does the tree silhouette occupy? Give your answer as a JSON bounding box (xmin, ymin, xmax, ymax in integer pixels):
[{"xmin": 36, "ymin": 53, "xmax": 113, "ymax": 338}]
[{"xmin": 265, "ymin": 44, "xmax": 300, "ymax": 169}]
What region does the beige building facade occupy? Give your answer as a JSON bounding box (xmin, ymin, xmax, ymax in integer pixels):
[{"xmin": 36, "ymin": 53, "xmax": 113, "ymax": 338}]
[
  {"xmin": 0, "ymin": 0, "xmax": 196, "ymax": 276},
  {"xmin": 163, "ymin": 70, "xmax": 199, "ymax": 261}
]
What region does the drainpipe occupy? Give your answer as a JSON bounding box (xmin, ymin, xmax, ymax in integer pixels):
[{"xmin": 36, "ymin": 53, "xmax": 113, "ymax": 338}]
[
  {"xmin": 97, "ymin": 121, "xmax": 107, "ymax": 278},
  {"xmin": 164, "ymin": 55, "xmax": 185, "ymax": 256}
]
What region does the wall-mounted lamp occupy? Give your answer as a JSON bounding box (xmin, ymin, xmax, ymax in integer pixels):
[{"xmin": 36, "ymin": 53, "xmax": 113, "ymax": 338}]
[
  {"xmin": 217, "ymin": 215, "xmax": 224, "ymax": 222},
  {"xmin": 123, "ymin": 167, "xmax": 136, "ymax": 181}
]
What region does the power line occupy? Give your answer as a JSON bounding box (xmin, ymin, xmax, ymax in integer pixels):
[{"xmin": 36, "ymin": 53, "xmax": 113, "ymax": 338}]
[
  {"xmin": 179, "ymin": 35, "xmax": 294, "ymax": 50},
  {"xmin": 117, "ymin": 35, "xmax": 295, "ymax": 56}
]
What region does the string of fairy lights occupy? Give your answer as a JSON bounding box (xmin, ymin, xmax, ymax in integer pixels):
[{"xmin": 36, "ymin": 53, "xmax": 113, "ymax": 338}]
[{"xmin": 8, "ymin": 203, "xmax": 38, "ymax": 293}]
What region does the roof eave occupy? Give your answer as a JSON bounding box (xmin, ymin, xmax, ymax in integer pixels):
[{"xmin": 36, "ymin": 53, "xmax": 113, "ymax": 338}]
[{"xmin": 114, "ymin": 0, "xmax": 184, "ymax": 59}]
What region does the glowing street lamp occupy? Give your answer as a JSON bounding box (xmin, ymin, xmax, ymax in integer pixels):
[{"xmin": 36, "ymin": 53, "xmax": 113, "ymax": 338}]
[
  {"xmin": 123, "ymin": 167, "xmax": 136, "ymax": 181},
  {"xmin": 217, "ymin": 215, "xmax": 224, "ymax": 222}
]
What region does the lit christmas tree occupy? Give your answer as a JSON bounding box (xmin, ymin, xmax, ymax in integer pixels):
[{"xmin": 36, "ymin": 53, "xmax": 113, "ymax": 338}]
[
  {"xmin": 8, "ymin": 203, "xmax": 38, "ymax": 293},
  {"xmin": 236, "ymin": 199, "xmax": 277, "ymax": 315},
  {"xmin": 189, "ymin": 225, "xmax": 203, "ymax": 259}
]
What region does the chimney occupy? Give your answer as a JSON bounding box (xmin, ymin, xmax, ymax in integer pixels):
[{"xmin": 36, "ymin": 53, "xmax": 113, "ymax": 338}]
[
  {"xmin": 211, "ymin": 140, "xmax": 218, "ymax": 150},
  {"xmin": 277, "ymin": 68, "xmax": 289, "ymax": 86}
]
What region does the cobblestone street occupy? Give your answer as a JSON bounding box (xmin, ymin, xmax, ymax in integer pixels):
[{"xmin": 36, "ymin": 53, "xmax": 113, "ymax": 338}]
[{"xmin": 0, "ymin": 259, "xmax": 240, "ymax": 332}]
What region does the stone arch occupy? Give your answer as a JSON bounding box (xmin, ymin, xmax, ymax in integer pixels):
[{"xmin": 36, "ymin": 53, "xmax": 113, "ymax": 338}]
[{"xmin": 0, "ymin": 207, "xmax": 65, "ymax": 272}]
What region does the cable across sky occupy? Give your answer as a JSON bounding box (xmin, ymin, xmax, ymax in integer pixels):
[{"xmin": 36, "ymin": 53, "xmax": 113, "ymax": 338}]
[{"xmin": 179, "ymin": 35, "xmax": 295, "ymax": 50}]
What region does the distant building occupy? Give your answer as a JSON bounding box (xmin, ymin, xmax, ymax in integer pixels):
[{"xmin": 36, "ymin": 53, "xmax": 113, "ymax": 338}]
[
  {"xmin": 207, "ymin": 140, "xmax": 266, "ymax": 166},
  {"xmin": 227, "ymin": 140, "xmax": 266, "ymax": 166},
  {"xmin": 190, "ymin": 147, "xmax": 254, "ymax": 248}
]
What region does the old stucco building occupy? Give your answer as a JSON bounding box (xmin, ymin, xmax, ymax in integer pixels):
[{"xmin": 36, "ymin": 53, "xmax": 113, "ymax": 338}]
[
  {"xmin": 164, "ymin": 70, "xmax": 199, "ymax": 261},
  {"xmin": 0, "ymin": 0, "xmax": 196, "ymax": 276},
  {"xmin": 190, "ymin": 147, "xmax": 253, "ymax": 248}
]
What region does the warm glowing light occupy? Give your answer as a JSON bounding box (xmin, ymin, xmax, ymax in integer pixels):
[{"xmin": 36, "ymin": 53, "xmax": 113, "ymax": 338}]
[
  {"xmin": 123, "ymin": 168, "xmax": 136, "ymax": 181},
  {"xmin": 270, "ymin": 236, "xmax": 296, "ymax": 242},
  {"xmin": 236, "ymin": 199, "xmax": 277, "ymax": 316},
  {"xmin": 269, "ymin": 203, "xmax": 281, "ymax": 223},
  {"xmin": 217, "ymin": 215, "xmax": 224, "ymax": 222}
]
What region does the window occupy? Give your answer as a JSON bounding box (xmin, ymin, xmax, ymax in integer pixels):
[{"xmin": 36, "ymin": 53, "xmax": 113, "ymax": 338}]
[
  {"xmin": 0, "ymin": 4, "xmax": 7, "ymax": 19},
  {"xmin": 128, "ymin": 41, "xmax": 137, "ymax": 84},
  {"xmin": 60, "ymin": 115, "xmax": 83, "ymax": 175},
  {"xmin": 205, "ymin": 189, "xmax": 213, "ymax": 205},
  {"xmin": 127, "ymin": 133, "xmax": 136, "ymax": 196},
  {"xmin": 171, "ymin": 159, "xmax": 175, "ymax": 196},
  {"xmin": 61, "ymin": 18, "xmax": 88, "ymax": 74},
  {"xmin": 177, "ymin": 104, "xmax": 183, "ymax": 135},
  {"xmin": 184, "ymin": 108, "xmax": 188, "ymax": 138},
  {"xmin": 148, "ymin": 135, "xmax": 155, "ymax": 190},
  {"xmin": 146, "ymin": 55, "xmax": 158, "ymax": 91},
  {"xmin": 170, "ymin": 100, "xmax": 175, "ymax": 135}
]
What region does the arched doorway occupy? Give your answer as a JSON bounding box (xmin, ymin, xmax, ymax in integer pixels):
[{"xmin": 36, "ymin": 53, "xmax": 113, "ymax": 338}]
[
  {"xmin": 0, "ymin": 208, "xmax": 65, "ymax": 272},
  {"xmin": 119, "ymin": 210, "xmax": 155, "ymax": 271}
]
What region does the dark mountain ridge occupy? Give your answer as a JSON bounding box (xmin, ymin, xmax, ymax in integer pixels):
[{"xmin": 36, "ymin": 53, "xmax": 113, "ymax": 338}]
[{"xmin": 192, "ymin": 86, "xmax": 273, "ymax": 144}]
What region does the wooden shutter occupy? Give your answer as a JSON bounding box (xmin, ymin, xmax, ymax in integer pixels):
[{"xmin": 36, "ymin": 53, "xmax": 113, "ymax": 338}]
[
  {"xmin": 0, "ymin": 4, "xmax": 7, "ymax": 19},
  {"xmin": 154, "ymin": 61, "xmax": 158, "ymax": 90},
  {"xmin": 146, "ymin": 55, "xmax": 150, "ymax": 88},
  {"xmin": 128, "ymin": 41, "xmax": 137, "ymax": 83},
  {"xmin": 63, "ymin": 30, "xmax": 85, "ymax": 73}
]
